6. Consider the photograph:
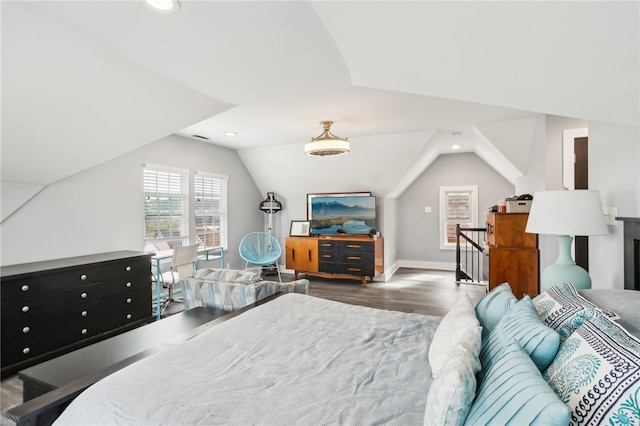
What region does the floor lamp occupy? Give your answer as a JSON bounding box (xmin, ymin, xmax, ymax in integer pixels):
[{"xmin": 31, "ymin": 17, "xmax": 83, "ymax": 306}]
[
  {"xmin": 525, "ymin": 190, "xmax": 608, "ymax": 291},
  {"xmin": 258, "ymin": 192, "xmax": 282, "ymax": 276}
]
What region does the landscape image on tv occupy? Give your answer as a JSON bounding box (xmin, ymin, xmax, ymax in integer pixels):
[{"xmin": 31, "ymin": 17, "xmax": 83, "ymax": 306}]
[{"xmin": 308, "ymin": 194, "xmax": 376, "ymax": 235}]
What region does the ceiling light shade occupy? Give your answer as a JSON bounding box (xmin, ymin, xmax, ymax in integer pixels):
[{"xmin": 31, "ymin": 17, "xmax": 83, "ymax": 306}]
[
  {"xmin": 525, "ymin": 189, "xmax": 608, "ymax": 290},
  {"xmin": 145, "ymin": 0, "xmax": 180, "ymax": 13},
  {"xmin": 304, "ymin": 121, "xmax": 350, "ymax": 156}
]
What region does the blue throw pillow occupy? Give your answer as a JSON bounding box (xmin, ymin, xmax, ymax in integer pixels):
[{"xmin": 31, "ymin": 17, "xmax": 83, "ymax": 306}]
[
  {"xmin": 478, "ymin": 296, "xmax": 559, "ymax": 383},
  {"xmin": 465, "ymin": 341, "xmax": 570, "ymax": 425},
  {"xmin": 474, "ymin": 282, "xmax": 517, "ymax": 338}
]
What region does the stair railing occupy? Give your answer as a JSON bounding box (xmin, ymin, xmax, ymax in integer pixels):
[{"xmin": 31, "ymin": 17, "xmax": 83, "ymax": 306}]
[{"xmin": 455, "ymin": 223, "xmax": 488, "ymax": 288}]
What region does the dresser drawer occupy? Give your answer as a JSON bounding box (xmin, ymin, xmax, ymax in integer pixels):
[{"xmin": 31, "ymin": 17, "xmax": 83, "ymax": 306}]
[
  {"xmin": 335, "ymin": 263, "xmax": 373, "ymax": 276},
  {"xmin": 99, "ymin": 287, "xmax": 149, "ymax": 312},
  {"xmin": 1, "ymin": 325, "xmax": 66, "ymax": 366},
  {"xmin": 99, "ymin": 257, "xmax": 151, "ymax": 281},
  {"xmin": 99, "ymin": 274, "xmax": 149, "ymax": 298},
  {"xmin": 318, "ymin": 261, "xmax": 336, "ymax": 273},
  {"xmin": 1, "ymin": 309, "xmax": 66, "ymax": 340},
  {"xmin": 1, "ymin": 267, "xmax": 98, "ymax": 302},
  {"xmin": 66, "ymin": 302, "xmax": 99, "ymax": 325},
  {"xmin": 1, "ymin": 292, "xmax": 65, "ymax": 323},
  {"xmin": 318, "ymin": 240, "xmax": 337, "ymax": 252},
  {"xmin": 66, "ymin": 320, "xmax": 100, "ymax": 343},
  {"xmin": 65, "ymin": 283, "xmax": 99, "ymax": 305},
  {"xmin": 99, "ymin": 304, "xmax": 150, "ymax": 331},
  {"xmin": 336, "ymin": 241, "xmax": 373, "ymax": 254}
]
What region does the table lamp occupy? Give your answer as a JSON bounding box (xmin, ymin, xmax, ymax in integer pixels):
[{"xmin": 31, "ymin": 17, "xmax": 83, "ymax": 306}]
[{"xmin": 525, "ymin": 190, "xmax": 608, "ymax": 290}]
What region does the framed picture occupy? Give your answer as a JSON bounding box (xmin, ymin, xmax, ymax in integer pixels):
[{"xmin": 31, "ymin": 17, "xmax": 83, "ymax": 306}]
[{"xmin": 289, "ymin": 220, "xmax": 311, "ymax": 237}]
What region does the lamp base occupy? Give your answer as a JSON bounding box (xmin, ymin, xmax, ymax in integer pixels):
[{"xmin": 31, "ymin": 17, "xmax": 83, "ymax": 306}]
[
  {"xmin": 540, "ymin": 235, "xmax": 592, "ymax": 291},
  {"xmin": 540, "ymin": 263, "xmax": 592, "ymax": 291}
]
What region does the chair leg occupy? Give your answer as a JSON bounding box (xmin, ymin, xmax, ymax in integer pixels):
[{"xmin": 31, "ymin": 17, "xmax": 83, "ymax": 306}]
[{"xmin": 276, "ymin": 262, "xmax": 282, "ymax": 283}]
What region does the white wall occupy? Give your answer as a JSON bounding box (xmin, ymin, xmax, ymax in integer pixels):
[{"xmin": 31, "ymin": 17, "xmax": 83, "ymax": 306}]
[
  {"xmin": 0, "ymin": 135, "xmax": 264, "ymax": 268},
  {"xmin": 396, "ymin": 152, "xmax": 514, "ymax": 269},
  {"xmin": 588, "ymin": 121, "xmax": 640, "ymax": 289}
]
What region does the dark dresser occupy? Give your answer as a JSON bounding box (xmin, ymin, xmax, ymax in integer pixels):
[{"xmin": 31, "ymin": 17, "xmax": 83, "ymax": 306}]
[
  {"xmin": 286, "ymin": 236, "xmax": 383, "ymax": 287},
  {"xmin": 1, "ymin": 250, "xmax": 153, "ymax": 377}
]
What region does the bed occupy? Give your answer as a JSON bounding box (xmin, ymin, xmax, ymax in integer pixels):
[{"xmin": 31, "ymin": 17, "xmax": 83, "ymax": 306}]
[{"xmin": 10, "ymin": 283, "xmax": 640, "ymax": 426}]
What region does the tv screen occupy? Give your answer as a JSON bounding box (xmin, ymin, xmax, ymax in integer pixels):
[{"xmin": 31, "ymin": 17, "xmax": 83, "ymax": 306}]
[{"xmin": 307, "ymin": 193, "xmax": 376, "ymax": 236}]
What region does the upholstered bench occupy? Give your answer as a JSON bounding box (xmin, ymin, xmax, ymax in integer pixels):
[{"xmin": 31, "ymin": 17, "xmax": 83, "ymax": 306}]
[{"xmin": 181, "ymin": 268, "xmax": 309, "ymax": 311}]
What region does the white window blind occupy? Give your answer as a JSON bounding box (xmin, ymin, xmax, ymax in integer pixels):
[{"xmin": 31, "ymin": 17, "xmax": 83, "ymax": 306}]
[
  {"xmin": 144, "ymin": 166, "xmax": 189, "ymax": 250},
  {"xmin": 195, "ymin": 172, "xmax": 228, "ymax": 250}
]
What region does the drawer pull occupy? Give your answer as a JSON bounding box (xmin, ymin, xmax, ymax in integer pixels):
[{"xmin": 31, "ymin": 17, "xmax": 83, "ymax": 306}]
[
  {"xmin": 23, "ymin": 347, "xmax": 30, "ymax": 355},
  {"xmin": 126, "ymin": 266, "xmax": 132, "ymax": 272},
  {"xmin": 80, "ymin": 274, "xmax": 87, "ymax": 281},
  {"xmin": 347, "ymin": 268, "xmax": 362, "ymax": 272},
  {"xmin": 347, "ymin": 244, "xmax": 362, "ymax": 249},
  {"xmin": 126, "ymin": 313, "xmax": 132, "ymax": 320},
  {"xmin": 22, "ymin": 305, "xmax": 30, "ymax": 313},
  {"xmin": 21, "ymin": 285, "xmax": 29, "ymax": 292},
  {"xmin": 347, "ymin": 256, "xmax": 362, "ymax": 260},
  {"xmin": 82, "ymin": 328, "xmax": 88, "ymax": 335},
  {"xmin": 81, "ymin": 292, "xmax": 88, "ymax": 299},
  {"xmin": 82, "ymin": 310, "xmax": 88, "ymax": 317},
  {"xmin": 22, "ymin": 326, "xmax": 30, "ymax": 334},
  {"xmin": 126, "ymin": 282, "xmax": 132, "ymax": 288},
  {"xmin": 126, "ymin": 298, "xmax": 132, "ymax": 304}
]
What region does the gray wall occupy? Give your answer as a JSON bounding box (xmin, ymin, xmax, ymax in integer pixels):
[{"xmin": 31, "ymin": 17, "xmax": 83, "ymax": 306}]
[
  {"xmin": 0, "ymin": 135, "xmax": 264, "ymax": 268},
  {"xmin": 396, "ymin": 152, "xmax": 515, "ymax": 268}
]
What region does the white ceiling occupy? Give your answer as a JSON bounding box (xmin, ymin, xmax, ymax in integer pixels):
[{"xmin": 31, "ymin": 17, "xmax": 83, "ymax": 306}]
[{"xmin": 2, "ymin": 1, "xmax": 638, "ymax": 201}]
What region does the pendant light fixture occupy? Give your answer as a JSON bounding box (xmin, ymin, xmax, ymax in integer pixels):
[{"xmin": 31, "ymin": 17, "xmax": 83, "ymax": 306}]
[{"xmin": 304, "ymin": 121, "xmax": 350, "ymax": 156}]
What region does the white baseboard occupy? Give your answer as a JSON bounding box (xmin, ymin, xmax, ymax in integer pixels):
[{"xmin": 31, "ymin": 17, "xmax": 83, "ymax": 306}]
[
  {"xmin": 284, "ymin": 261, "xmax": 455, "ymax": 282},
  {"xmin": 397, "ymin": 259, "xmax": 456, "ymax": 271}
]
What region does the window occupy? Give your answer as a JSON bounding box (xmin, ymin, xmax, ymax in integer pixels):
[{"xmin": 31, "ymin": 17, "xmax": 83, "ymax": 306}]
[
  {"xmin": 439, "ymin": 186, "xmax": 478, "ymax": 250},
  {"xmin": 194, "ymin": 172, "xmax": 228, "ymax": 249},
  {"xmin": 144, "ymin": 166, "xmax": 189, "ymax": 251}
]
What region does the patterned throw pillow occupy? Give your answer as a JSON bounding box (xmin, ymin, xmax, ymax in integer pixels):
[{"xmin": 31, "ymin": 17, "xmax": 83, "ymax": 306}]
[
  {"xmin": 424, "ymin": 344, "xmax": 480, "ymax": 426},
  {"xmin": 478, "ymin": 296, "xmax": 559, "ymax": 383},
  {"xmin": 231, "ymin": 271, "xmax": 262, "ymax": 284},
  {"xmin": 466, "ymin": 341, "xmax": 570, "ymax": 426},
  {"xmin": 533, "ymin": 282, "xmax": 619, "ymax": 343},
  {"xmin": 474, "ymin": 282, "xmax": 517, "ymax": 338},
  {"xmin": 543, "ymin": 311, "xmax": 640, "ymax": 426},
  {"xmin": 429, "ymin": 294, "xmax": 482, "ymax": 378}
]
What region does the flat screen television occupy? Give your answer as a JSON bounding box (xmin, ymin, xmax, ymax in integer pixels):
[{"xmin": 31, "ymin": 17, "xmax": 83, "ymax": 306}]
[{"xmin": 307, "ymin": 192, "xmax": 376, "ymax": 236}]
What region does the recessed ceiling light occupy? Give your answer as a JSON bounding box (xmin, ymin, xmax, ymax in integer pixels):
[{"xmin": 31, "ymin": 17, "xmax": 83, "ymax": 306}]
[
  {"xmin": 224, "ymin": 132, "xmax": 238, "ymax": 136},
  {"xmin": 145, "ymin": 0, "xmax": 180, "ymax": 13},
  {"xmin": 451, "ymin": 144, "xmax": 462, "ymax": 150}
]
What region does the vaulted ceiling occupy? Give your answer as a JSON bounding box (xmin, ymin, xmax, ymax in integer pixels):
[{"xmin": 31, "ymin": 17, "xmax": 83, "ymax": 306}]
[{"xmin": 2, "ymin": 1, "xmax": 638, "ymax": 204}]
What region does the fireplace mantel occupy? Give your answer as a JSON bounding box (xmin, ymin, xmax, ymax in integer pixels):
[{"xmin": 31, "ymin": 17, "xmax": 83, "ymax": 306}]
[{"xmin": 616, "ymin": 217, "xmax": 640, "ymax": 290}]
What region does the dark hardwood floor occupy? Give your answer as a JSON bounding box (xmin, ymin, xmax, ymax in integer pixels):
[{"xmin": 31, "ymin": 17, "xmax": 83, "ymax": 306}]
[{"xmin": 1, "ymin": 268, "xmax": 486, "ymax": 425}]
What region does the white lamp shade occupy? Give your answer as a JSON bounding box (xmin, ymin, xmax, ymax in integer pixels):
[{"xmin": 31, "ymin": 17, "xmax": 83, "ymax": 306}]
[
  {"xmin": 525, "ymin": 190, "xmax": 608, "ymax": 236},
  {"xmin": 304, "ymin": 140, "xmax": 350, "ymax": 156}
]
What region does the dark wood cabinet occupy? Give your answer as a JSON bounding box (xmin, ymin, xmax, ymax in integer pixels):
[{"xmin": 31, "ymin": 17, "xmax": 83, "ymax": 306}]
[
  {"xmin": 484, "ymin": 213, "xmax": 539, "ymax": 298},
  {"xmin": 1, "ymin": 251, "xmax": 153, "ymax": 377},
  {"xmin": 286, "ymin": 236, "xmax": 383, "ymax": 287}
]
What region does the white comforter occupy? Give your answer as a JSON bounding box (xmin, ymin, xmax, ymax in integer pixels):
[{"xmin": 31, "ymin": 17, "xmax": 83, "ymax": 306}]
[{"xmin": 54, "ymin": 293, "xmax": 440, "ymax": 425}]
